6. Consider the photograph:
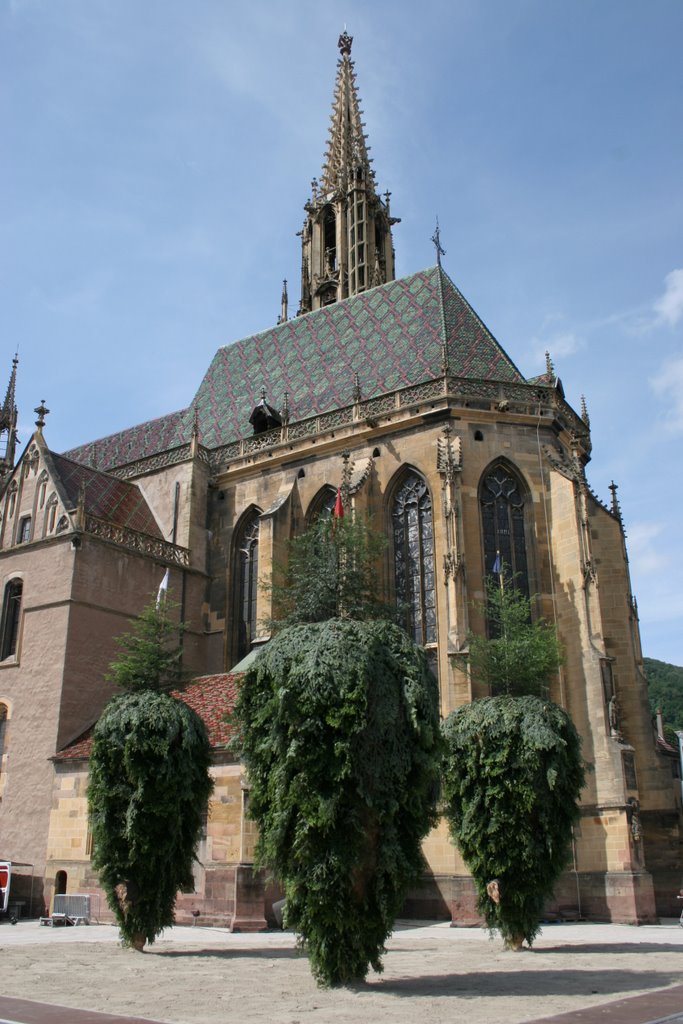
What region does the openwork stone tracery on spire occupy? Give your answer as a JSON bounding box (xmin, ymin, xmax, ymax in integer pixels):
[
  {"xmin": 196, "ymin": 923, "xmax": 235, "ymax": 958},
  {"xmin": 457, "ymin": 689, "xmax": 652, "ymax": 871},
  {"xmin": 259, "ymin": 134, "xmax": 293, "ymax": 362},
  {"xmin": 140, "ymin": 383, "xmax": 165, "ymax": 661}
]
[{"xmin": 298, "ymin": 33, "xmax": 400, "ymax": 314}]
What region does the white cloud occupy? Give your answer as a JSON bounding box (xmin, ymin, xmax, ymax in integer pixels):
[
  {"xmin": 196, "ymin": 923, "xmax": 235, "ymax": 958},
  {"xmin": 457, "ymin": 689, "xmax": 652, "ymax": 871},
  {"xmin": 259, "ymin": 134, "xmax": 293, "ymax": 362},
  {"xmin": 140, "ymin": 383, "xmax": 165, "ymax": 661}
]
[
  {"xmin": 532, "ymin": 330, "xmax": 584, "ymax": 365},
  {"xmin": 650, "ymin": 354, "xmax": 683, "ymax": 433},
  {"xmin": 654, "ymin": 268, "xmax": 683, "ymax": 327},
  {"xmin": 626, "ymin": 521, "xmax": 666, "ymax": 576}
]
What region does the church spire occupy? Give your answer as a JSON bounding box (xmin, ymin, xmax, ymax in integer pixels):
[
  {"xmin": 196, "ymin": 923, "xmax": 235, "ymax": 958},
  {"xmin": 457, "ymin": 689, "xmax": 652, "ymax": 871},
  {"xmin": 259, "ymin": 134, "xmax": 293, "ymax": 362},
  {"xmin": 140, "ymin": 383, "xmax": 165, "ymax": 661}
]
[
  {"xmin": 319, "ymin": 31, "xmax": 372, "ymax": 196},
  {"xmin": 0, "ymin": 354, "xmax": 18, "ymax": 478},
  {"xmin": 298, "ymin": 33, "xmax": 399, "ymax": 315}
]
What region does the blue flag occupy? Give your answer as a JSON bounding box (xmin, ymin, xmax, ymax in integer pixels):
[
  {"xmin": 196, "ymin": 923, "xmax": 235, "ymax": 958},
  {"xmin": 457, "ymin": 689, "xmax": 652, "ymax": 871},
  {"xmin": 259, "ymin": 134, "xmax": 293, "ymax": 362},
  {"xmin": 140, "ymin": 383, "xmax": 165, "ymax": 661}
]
[{"xmin": 492, "ymin": 554, "xmax": 501, "ymax": 575}]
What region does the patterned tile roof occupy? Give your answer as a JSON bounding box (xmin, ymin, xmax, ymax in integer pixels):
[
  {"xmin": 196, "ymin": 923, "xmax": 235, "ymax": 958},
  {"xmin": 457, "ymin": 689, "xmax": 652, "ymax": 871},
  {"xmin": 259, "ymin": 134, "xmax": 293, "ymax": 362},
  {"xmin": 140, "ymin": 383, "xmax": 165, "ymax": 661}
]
[
  {"xmin": 63, "ymin": 266, "xmax": 525, "ymax": 471},
  {"xmin": 54, "ymin": 674, "xmax": 241, "ymax": 761},
  {"xmin": 49, "ymin": 452, "xmax": 163, "ymax": 537},
  {"xmin": 63, "ymin": 410, "xmax": 187, "ymax": 473}
]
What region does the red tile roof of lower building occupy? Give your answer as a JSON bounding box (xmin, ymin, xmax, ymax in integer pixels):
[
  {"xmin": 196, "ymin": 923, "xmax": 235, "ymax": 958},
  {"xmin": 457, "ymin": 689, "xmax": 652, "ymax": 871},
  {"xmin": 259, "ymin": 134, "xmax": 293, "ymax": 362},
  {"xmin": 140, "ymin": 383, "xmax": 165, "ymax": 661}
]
[
  {"xmin": 49, "ymin": 452, "xmax": 163, "ymax": 537},
  {"xmin": 54, "ymin": 674, "xmax": 242, "ymax": 761}
]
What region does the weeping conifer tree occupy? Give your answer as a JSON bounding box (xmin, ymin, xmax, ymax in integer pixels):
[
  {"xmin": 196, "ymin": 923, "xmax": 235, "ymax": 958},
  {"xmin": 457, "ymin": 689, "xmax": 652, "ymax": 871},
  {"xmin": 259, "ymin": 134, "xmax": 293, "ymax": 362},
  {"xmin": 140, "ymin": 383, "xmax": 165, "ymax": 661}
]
[
  {"xmin": 442, "ymin": 575, "xmax": 585, "ymax": 949},
  {"xmin": 87, "ymin": 597, "xmax": 213, "ymax": 950},
  {"xmin": 232, "ymin": 513, "xmax": 441, "ymax": 986}
]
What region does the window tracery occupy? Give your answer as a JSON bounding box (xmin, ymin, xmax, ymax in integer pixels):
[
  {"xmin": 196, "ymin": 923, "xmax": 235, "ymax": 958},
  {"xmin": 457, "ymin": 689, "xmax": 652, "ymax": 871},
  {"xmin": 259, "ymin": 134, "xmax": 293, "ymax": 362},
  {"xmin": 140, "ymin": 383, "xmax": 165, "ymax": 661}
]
[
  {"xmin": 480, "ymin": 463, "xmax": 530, "ymax": 598},
  {"xmin": 392, "ymin": 472, "xmax": 437, "ymax": 647},
  {"xmin": 235, "ymin": 511, "xmax": 260, "ymax": 661}
]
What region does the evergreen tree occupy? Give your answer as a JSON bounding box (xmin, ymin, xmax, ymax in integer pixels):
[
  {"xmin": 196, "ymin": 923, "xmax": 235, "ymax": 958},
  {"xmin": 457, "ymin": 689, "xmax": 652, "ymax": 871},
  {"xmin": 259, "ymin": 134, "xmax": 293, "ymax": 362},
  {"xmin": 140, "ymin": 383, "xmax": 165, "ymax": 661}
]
[
  {"xmin": 87, "ymin": 598, "xmax": 213, "ymax": 950},
  {"xmin": 442, "ymin": 695, "xmax": 584, "ymax": 949},
  {"xmin": 443, "ymin": 578, "xmax": 584, "ymax": 949},
  {"xmin": 233, "ymin": 515, "xmax": 440, "ymax": 986},
  {"xmin": 106, "ymin": 597, "xmax": 185, "ymax": 693},
  {"xmin": 269, "ymin": 513, "xmax": 394, "ymax": 626},
  {"xmin": 234, "ymin": 618, "xmax": 440, "ymax": 986},
  {"xmin": 467, "ymin": 576, "xmax": 562, "ymax": 697}
]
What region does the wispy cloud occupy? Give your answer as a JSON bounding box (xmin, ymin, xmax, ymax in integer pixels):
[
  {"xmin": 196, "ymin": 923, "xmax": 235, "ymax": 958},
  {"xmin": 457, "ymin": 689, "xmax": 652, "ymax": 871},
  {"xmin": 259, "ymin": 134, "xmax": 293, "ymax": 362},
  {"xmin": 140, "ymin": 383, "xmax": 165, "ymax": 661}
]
[
  {"xmin": 627, "ymin": 521, "xmax": 667, "ymax": 575},
  {"xmin": 532, "ymin": 329, "xmax": 584, "ymax": 365},
  {"xmin": 650, "ymin": 354, "xmax": 683, "ymax": 434},
  {"xmin": 654, "ymin": 268, "xmax": 683, "ymax": 328}
]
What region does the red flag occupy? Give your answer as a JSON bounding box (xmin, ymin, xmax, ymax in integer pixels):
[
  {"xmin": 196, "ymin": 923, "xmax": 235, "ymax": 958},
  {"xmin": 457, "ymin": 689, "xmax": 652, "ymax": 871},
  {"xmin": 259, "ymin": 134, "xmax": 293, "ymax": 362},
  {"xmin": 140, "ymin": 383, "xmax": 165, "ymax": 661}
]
[{"xmin": 333, "ymin": 487, "xmax": 344, "ymax": 520}]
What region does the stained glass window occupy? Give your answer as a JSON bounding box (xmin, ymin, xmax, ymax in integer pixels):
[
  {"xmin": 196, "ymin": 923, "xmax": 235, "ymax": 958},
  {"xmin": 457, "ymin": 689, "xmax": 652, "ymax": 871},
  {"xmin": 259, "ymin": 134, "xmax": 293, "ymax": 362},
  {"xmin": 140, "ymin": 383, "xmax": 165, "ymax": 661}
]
[
  {"xmin": 236, "ymin": 512, "xmax": 260, "ymax": 660},
  {"xmin": 392, "ymin": 473, "xmax": 437, "ymax": 646},
  {"xmin": 480, "ymin": 464, "xmax": 530, "ymax": 598}
]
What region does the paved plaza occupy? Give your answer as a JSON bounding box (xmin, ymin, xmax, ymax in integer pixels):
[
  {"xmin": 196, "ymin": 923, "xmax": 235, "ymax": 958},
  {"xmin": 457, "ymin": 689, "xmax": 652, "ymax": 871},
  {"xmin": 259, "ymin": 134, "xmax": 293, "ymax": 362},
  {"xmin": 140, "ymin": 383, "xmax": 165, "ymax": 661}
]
[{"xmin": 0, "ymin": 918, "xmax": 682, "ymax": 1024}]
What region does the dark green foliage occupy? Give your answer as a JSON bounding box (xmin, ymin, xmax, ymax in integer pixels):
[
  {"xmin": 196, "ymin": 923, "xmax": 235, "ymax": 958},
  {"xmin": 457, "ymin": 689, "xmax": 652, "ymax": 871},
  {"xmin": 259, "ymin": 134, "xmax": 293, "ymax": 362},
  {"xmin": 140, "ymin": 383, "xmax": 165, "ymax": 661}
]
[
  {"xmin": 442, "ymin": 696, "xmax": 584, "ymax": 948},
  {"xmin": 106, "ymin": 597, "xmax": 185, "ymax": 693},
  {"xmin": 269, "ymin": 514, "xmax": 393, "ymax": 626},
  {"xmin": 467, "ymin": 578, "xmax": 562, "ymax": 697},
  {"xmin": 233, "ymin": 618, "xmax": 440, "ymax": 986},
  {"xmin": 88, "ymin": 691, "xmax": 213, "ymax": 949},
  {"xmin": 645, "ymin": 657, "xmax": 683, "ymax": 732}
]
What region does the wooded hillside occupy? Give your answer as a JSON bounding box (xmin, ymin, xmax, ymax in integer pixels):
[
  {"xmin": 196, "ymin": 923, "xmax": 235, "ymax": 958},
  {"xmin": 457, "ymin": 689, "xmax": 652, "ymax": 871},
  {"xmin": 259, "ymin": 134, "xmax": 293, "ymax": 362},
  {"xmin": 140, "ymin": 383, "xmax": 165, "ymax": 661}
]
[{"xmin": 645, "ymin": 657, "xmax": 683, "ymax": 733}]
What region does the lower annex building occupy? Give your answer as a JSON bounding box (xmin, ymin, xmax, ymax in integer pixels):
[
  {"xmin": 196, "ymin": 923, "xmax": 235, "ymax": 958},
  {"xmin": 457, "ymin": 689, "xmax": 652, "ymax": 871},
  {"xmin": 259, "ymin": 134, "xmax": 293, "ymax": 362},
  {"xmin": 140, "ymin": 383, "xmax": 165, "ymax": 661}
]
[{"xmin": 0, "ymin": 33, "xmax": 680, "ymax": 928}]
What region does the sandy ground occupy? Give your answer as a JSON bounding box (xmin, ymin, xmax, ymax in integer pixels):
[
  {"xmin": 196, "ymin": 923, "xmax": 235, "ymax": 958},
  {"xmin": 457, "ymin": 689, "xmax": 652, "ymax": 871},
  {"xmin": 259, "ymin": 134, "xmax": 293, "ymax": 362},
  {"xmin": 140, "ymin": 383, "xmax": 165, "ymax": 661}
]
[{"xmin": 1, "ymin": 919, "xmax": 682, "ymax": 1024}]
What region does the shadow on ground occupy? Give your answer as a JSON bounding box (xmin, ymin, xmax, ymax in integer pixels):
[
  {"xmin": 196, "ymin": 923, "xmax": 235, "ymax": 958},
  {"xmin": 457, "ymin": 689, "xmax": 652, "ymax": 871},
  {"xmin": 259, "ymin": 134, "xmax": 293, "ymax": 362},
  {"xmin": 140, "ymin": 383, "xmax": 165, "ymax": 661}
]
[
  {"xmin": 149, "ymin": 947, "xmax": 301, "ymax": 961},
  {"xmin": 535, "ymin": 943, "xmax": 683, "ymax": 955},
  {"xmin": 360, "ymin": 969, "xmax": 680, "ymax": 999}
]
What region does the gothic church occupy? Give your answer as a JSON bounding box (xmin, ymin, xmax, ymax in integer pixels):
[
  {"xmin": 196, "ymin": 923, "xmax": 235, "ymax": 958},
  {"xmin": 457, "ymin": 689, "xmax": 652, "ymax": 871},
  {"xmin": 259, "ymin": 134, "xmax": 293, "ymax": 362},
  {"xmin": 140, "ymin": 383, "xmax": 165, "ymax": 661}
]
[{"xmin": 0, "ymin": 33, "xmax": 680, "ymax": 927}]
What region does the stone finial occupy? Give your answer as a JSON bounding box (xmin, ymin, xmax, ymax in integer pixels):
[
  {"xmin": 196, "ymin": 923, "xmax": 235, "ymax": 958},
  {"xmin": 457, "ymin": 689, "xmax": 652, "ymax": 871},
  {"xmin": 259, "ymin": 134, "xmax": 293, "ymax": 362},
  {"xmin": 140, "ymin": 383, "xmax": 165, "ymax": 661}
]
[
  {"xmin": 34, "ymin": 399, "xmax": 49, "ymax": 430},
  {"xmin": 282, "ymin": 391, "xmax": 290, "ymax": 423},
  {"xmin": 278, "ymin": 279, "xmax": 288, "ymax": 325},
  {"xmin": 580, "ymin": 394, "xmax": 590, "ymax": 428},
  {"xmin": 352, "ymin": 372, "xmax": 362, "ymax": 404},
  {"xmin": 545, "ymin": 351, "xmax": 555, "ymax": 382},
  {"xmin": 338, "ymin": 30, "xmax": 353, "ymax": 57},
  {"xmin": 608, "ymin": 480, "xmax": 622, "ymax": 522}
]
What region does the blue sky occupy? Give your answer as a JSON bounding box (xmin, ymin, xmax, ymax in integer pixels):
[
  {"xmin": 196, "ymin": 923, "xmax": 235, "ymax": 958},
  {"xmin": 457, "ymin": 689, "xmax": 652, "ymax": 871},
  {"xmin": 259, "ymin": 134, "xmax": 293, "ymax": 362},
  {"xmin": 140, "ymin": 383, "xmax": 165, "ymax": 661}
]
[{"xmin": 1, "ymin": 0, "xmax": 682, "ymax": 664}]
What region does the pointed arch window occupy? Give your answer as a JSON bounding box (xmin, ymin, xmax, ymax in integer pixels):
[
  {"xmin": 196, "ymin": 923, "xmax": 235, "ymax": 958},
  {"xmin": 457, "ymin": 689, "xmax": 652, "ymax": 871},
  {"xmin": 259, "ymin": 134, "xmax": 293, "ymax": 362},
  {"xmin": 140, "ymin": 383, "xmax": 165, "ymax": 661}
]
[
  {"xmin": 0, "ymin": 578, "xmax": 22, "ymax": 660},
  {"xmin": 392, "ymin": 473, "xmax": 437, "ymax": 646},
  {"xmin": 480, "ymin": 463, "xmax": 530, "ymax": 598},
  {"xmin": 235, "ymin": 512, "xmax": 260, "ymax": 661},
  {"xmin": 306, "ymin": 487, "xmax": 337, "ymax": 525}
]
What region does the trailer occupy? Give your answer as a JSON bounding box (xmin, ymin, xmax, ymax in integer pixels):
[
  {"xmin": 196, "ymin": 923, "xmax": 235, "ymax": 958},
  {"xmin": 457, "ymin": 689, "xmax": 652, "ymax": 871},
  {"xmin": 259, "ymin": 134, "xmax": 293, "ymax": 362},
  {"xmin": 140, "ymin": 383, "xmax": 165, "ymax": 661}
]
[{"xmin": 0, "ymin": 860, "xmax": 35, "ymax": 922}]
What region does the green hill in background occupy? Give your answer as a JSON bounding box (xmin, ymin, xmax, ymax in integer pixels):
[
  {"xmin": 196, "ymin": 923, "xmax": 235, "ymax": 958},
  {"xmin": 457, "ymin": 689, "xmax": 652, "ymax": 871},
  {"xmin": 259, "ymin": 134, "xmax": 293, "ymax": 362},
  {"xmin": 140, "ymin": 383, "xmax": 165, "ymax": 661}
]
[{"xmin": 645, "ymin": 657, "xmax": 683, "ymax": 735}]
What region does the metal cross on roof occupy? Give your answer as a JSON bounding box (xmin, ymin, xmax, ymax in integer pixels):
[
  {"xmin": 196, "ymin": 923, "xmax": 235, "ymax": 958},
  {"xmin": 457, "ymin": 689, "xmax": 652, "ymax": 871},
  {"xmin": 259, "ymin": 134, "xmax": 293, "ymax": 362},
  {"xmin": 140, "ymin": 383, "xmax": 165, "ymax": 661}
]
[{"xmin": 431, "ymin": 218, "xmax": 446, "ymax": 266}]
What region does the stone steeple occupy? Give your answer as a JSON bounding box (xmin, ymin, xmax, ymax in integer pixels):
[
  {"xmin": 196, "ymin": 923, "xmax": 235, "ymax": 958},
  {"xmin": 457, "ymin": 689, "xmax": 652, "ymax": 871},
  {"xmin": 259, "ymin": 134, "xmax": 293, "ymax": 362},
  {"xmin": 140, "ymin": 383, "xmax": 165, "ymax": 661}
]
[
  {"xmin": 0, "ymin": 354, "xmax": 18, "ymax": 479},
  {"xmin": 298, "ymin": 32, "xmax": 400, "ymax": 314}
]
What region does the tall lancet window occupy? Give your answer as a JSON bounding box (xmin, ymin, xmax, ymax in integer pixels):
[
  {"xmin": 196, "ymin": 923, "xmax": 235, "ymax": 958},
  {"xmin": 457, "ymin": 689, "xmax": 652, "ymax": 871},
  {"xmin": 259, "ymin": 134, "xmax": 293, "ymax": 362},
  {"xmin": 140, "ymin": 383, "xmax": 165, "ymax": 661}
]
[
  {"xmin": 235, "ymin": 511, "xmax": 260, "ymax": 661},
  {"xmin": 480, "ymin": 463, "xmax": 530, "ymax": 598},
  {"xmin": 392, "ymin": 473, "xmax": 437, "ymax": 647},
  {"xmin": 0, "ymin": 579, "xmax": 22, "ymax": 660}
]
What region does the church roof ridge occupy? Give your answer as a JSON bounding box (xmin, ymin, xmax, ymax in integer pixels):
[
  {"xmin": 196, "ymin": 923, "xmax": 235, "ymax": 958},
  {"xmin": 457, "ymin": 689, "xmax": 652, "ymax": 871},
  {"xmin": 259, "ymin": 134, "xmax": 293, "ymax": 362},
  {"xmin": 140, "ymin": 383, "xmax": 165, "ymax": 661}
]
[{"xmin": 436, "ymin": 264, "xmax": 526, "ymax": 384}]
